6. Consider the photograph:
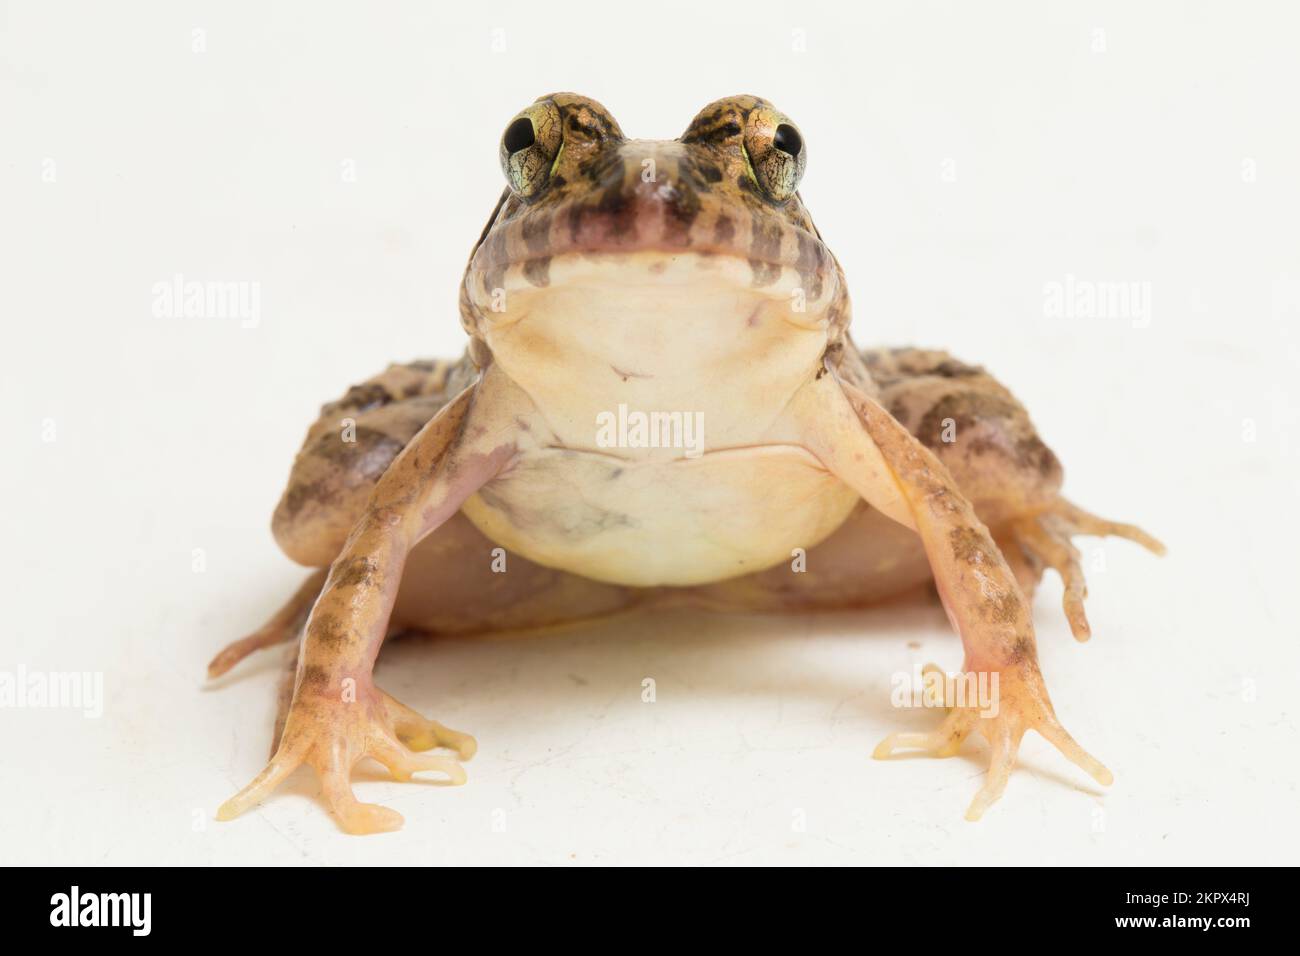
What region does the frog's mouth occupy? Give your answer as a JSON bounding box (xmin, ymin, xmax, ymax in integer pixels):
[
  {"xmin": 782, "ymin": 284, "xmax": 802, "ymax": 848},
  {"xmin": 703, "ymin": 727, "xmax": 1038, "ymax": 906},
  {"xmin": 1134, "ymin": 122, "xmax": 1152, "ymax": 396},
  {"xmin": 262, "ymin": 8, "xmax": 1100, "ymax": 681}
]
[
  {"xmin": 472, "ymin": 249, "xmax": 833, "ymax": 333},
  {"xmin": 462, "ymin": 175, "xmax": 843, "ymax": 341}
]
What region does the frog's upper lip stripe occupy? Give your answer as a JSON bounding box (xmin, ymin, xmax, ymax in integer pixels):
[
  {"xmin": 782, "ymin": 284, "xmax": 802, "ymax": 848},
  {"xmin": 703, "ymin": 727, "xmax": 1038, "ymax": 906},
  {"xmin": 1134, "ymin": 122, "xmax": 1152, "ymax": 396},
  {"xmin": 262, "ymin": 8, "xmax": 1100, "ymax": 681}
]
[
  {"xmin": 468, "ymin": 187, "xmax": 831, "ymax": 279},
  {"xmin": 471, "ymin": 244, "xmax": 828, "ymax": 278},
  {"xmin": 467, "ymin": 248, "xmax": 838, "ymax": 337},
  {"xmin": 468, "ymin": 237, "xmax": 835, "ymax": 304}
]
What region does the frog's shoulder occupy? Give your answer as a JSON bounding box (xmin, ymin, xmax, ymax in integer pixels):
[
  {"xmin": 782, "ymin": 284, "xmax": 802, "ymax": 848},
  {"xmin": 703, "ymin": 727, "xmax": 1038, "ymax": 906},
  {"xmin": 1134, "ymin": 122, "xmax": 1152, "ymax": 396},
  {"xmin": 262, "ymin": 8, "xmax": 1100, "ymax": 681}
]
[{"xmin": 273, "ymin": 353, "xmax": 478, "ymax": 566}]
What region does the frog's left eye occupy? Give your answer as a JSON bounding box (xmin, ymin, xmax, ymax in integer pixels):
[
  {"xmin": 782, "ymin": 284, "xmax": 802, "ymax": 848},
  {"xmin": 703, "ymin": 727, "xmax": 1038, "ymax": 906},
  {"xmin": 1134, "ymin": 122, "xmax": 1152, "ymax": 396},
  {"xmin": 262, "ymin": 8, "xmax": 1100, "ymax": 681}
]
[
  {"xmin": 744, "ymin": 110, "xmax": 807, "ymax": 202},
  {"xmin": 500, "ymin": 100, "xmax": 563, "ymax": 200}
]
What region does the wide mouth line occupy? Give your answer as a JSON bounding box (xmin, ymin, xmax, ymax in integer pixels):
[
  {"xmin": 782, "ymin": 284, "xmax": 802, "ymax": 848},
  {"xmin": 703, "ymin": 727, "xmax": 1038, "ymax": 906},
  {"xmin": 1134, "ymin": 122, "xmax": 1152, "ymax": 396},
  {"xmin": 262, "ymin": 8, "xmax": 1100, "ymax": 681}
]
[{"xmin": 469, "ymin": 246, "xmax": 829, "ymax": 280}]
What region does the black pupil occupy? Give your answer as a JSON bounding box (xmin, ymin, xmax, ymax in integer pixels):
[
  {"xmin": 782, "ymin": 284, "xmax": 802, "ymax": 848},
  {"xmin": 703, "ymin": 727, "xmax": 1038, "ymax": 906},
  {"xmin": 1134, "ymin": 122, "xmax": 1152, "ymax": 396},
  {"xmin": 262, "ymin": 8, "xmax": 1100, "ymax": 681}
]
[
  {"xmin": 504, "ymin": 117, "xmax": 536, "ymax": 154},
  {"xmin": 774, "ymin": 123, "xmax": 801, "ymax": 156}
]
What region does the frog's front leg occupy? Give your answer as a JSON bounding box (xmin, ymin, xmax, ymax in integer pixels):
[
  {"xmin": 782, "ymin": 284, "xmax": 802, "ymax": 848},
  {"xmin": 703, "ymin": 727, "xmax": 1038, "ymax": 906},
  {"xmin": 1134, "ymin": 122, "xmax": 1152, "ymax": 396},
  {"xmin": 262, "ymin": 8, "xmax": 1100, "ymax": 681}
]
[
  {"xmin": 783, "ymin": 371, "xmax": 1112, "ymax": 821},
  {"xmin": 217, "ymin": 371, "xmax": 522, "ymax": 834}
]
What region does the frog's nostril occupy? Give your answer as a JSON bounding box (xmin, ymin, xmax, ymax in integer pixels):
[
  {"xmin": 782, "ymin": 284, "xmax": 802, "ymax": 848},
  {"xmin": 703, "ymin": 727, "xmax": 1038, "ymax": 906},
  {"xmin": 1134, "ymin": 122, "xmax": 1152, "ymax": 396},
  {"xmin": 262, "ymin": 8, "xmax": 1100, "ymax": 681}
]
[
  {"xmin": 774, "ymin": 123, "xmax": 802, "ymax": 156},
  {"xmin": 504, "ymin": 117, "xmax": 536, "ymax": 154}
]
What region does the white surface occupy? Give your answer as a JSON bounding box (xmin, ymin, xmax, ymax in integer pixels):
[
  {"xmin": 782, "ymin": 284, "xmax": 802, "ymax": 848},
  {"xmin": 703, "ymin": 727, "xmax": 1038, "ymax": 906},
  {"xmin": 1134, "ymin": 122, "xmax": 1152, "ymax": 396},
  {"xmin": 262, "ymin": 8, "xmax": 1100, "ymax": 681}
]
[{"xmin": 2, "ymin": 0, "xmax": 1298, "ymax": 866}]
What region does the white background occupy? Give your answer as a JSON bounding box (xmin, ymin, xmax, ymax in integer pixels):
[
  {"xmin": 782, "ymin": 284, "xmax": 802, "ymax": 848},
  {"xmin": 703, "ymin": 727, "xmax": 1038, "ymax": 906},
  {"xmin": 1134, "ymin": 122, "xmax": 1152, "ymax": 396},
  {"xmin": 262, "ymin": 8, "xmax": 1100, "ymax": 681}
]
[{"xmin": 2, "ymin": 0, "xmax": 1297, "ymax": 865}]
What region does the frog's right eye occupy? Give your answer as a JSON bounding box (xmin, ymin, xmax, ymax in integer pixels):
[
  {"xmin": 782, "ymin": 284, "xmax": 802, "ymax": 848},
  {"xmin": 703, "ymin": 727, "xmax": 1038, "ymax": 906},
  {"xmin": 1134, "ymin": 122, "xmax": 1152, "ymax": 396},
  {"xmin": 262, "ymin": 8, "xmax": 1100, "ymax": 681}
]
[{"xmin": 500, "ymin": 100, "xmax": 563, "ymax": 200}]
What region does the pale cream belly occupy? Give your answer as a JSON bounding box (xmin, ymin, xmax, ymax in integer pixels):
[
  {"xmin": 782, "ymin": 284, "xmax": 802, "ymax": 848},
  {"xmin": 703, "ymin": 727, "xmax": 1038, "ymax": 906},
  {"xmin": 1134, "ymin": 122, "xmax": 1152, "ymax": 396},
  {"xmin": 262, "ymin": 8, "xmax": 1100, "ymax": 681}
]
[{"xmin": 459, "ymin": 444, "xmax": 862, "ymax": 587}]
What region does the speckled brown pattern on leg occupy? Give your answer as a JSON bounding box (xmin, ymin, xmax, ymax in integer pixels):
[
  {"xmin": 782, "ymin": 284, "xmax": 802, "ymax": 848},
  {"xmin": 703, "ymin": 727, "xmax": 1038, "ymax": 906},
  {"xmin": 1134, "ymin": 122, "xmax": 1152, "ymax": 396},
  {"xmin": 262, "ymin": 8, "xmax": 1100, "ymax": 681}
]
[
  {"xmin": 840, "ymin": 380, "xmax": 1115, "ymax": 819},
  {"xmin": 789, "ymin": 370, "xmax": 1115, "ymax": 820},
  {"xmin": 217, "ymin": 366, "xmax": 542, "ymax": 834}
]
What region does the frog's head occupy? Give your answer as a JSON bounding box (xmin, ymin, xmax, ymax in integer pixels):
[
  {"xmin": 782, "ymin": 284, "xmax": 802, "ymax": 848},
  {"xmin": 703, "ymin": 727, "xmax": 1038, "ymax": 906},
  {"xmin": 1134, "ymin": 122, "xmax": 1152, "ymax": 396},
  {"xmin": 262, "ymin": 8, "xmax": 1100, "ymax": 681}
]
[{"xmin": 460, "ymin": 94, "xmax": 850, "ymax": 395}]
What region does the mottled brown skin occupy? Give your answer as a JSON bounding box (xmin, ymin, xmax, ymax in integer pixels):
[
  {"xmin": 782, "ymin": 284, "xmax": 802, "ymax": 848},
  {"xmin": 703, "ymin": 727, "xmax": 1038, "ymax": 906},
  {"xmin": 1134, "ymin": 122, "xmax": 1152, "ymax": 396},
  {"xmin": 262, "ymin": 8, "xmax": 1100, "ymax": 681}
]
[{"xmin": 211, "ymin": 94, "xmax": 1163, "ymax": 833}]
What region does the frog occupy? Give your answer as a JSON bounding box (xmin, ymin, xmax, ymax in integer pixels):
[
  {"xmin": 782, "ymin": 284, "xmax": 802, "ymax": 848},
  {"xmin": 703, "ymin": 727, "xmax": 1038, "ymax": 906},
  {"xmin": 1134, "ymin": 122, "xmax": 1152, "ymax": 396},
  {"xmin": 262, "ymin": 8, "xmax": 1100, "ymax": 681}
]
[{"xmin": 209, "ymin": 93, "xmax": 1164, "ymax": 834}]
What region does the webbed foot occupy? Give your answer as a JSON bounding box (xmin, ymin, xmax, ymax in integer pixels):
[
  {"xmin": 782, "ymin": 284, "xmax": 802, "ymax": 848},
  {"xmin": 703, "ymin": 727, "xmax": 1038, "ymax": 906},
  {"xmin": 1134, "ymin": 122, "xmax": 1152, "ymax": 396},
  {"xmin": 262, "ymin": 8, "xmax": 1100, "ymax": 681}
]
[
  {"xmin": 218, "ymin": 682, "xmax": 473, "ymax": 834},
  {"xmin": 874, "ymin": 660, "xmax": 1112, "ymax": 821}
]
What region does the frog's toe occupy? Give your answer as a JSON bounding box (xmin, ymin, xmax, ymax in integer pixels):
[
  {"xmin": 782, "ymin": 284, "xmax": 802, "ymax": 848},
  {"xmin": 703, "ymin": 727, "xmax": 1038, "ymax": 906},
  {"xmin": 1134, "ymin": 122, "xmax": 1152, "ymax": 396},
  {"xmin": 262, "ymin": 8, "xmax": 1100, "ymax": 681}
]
[
  {"xmin": 381, "ymin": 690, "xmax": 477, "ymax": 759},
  {"xmin": 207, "ymin": 626, "xmax": 292, "ymax": 679},
  {"xmin": 216, "ymin": 746, "xmax": 307, "ymax": 823},
  {"xmin": 207, "ymin": 569, "xmax": 327, "ymax": 678},
  {"xmin": 1010, "ymin": 498, "xmax": 1165, "ymax": 642},
  {"xmin": 319, "ymin": 764, "xmax": 406, "ymax": 835},
  {"xmin": 873, "ymin": 706, "xmax": 975, "ymax": 760},
  {"xmin": 315, "ymin": 734, "xmax": 466, "ymax": 835},
  {"xmin": 315, "ymin": 725, "xmax": 466, "ymax": 834},
  {"xmin": 368, "ymin": 730, "xmax": 468, "ymax": 785},
  {"xmin": 963, "ymin": 708, "xmax": 1112, "ymax": 821},
  {"xmin": 964, "ymin": 718, "xmax": 1022, "ymax": 821}
]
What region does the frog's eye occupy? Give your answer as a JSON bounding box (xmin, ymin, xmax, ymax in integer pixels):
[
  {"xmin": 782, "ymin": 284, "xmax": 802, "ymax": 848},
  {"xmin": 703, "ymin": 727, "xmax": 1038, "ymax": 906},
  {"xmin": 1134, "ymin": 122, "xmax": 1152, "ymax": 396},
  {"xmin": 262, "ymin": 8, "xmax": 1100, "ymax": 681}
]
[
  {"xmin": 744, "ymin": 110, "xmax": 807, "ymax": 202},
  {"xmin": 500, "ymin": 100, "xmax": 563, "ymax": 199}
]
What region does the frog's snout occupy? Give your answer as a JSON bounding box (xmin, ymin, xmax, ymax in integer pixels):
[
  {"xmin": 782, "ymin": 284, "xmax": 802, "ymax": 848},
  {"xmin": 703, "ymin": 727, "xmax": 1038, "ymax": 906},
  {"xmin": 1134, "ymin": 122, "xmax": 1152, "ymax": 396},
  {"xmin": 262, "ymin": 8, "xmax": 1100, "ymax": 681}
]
[{"xmin": 563, "ymin": 142, "xmax": 707, "ymax": 250}]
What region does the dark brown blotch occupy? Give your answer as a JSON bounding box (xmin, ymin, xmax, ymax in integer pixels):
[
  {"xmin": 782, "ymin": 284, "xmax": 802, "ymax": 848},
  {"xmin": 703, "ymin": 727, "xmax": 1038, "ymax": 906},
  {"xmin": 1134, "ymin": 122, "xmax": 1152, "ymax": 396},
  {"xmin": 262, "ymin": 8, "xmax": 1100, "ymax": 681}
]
[
  {"xmin": 310, "ymin": 614, "xmax": 350, "ymax": 651},
  {"xmin": 333, "ymin": 555, "xmax": 379, "ymax": 590},
  {"xmin": 316, "ymin": 426, "xmax": 406, "ymax": 474},
  {"xmin": 523, "ymin": 256, "xmax": 551, "ymax": 287},
  {"xmin": 915, "ymin": 392, "xmax": 1021, "ymax": 452},
  {"xmin": 988, "ymin": 588, "xmax": 1023, "ymax": 624},
  {"xmin": 321, "ymin": 382, "xmax": 391, "ymax": 416},
  {"xmin": 299, "ymin": 665, "xmax": 330, "ymax": 690},
  {"xmin": 713, "ymin": 215, "xmax": 735, "ymax": 245},
  {"xmin": 1006, "ymin": 636, "xmax": 1034, "ymax": 665},
  {"xmin": 949, "ymin": 526, "xmax": 990, "ymax": 565},
  {"xmin": 663, "ymin": 174, "xmax": 701, "ymax": 246}
]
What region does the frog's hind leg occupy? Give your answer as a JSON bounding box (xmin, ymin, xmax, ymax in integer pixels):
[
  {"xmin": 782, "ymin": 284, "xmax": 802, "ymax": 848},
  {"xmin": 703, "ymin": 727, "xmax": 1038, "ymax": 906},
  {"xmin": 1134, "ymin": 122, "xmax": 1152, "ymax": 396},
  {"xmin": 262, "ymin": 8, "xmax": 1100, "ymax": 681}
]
[
  {"xmin": 1007, "ymin": 500, "xmax": 1165, "ymax": 641},
  {"xmin": 209, "ymin": 357, "xmax": 475, "ymax": 677},
  {"xmin": 207, "ymin": 569, "xmax": 325, "ymax": 678},
  {"xmin": 865, "ymin": 346, "xmax": 1164, "ymax": 641}
]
